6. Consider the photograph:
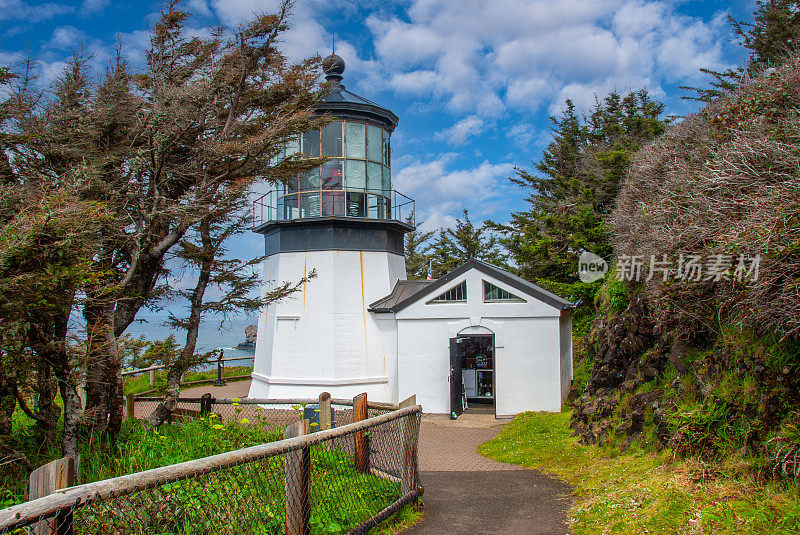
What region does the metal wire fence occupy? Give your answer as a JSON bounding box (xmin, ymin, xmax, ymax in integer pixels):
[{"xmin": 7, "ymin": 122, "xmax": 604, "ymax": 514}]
[
  {"xmin": 0, "ymin": 401, "xmax": 421, "ymax": 535},
  {"xmin": 129, "ymin": 396, "xmax": 397, "ymax": 432}
]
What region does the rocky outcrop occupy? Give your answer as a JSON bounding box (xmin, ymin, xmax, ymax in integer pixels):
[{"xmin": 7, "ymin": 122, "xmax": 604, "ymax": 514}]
[
  {"xmin": 571, "ymin": 292, "xmax": 665, "ymax": 446},
  {"xmin": 236, "ymin": 324, "xmax": 258, "ymax": 350}
]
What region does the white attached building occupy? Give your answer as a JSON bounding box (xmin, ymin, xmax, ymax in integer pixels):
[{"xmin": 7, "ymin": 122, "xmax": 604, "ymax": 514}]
[
  {"xmin": 368, "ymin": 260, "xmax": 574, "ymax": 417},
  {"xmin": 248, "ymin": 52, "xmax": 573, "ymax": 417}
]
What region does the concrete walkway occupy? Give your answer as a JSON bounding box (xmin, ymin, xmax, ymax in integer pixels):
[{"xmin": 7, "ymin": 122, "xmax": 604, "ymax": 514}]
[{"xmin": 409, "ymin": 412, "xmax": 572, "ymax": 535}]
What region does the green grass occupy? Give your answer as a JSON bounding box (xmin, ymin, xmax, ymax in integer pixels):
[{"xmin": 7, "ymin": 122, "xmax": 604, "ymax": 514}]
[
  {"xmin": 369, "ymin": 504, "xmax": 423, "ymax": 534},
  {"xmin": 478, "ymin": 411, "xmax": 800, "ymax": 534},
  {"xmin": 123, "ymin": 365, "xmax": 253, "ymax": 395},
  {"xmin": 4, "ymin": 410, "xmax": 412, "ymax": 535}
]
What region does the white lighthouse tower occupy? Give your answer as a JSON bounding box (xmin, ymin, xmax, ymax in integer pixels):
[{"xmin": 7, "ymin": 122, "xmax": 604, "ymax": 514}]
[{"xmin": 248, "ymin": 53, "xmax": 414, "ymax": 403}]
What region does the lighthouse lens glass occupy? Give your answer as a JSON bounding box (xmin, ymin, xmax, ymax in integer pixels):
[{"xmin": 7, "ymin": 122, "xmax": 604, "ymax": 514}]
[
  {"xmin": 302, "ymin": 130, "xmax": 320, "ymax": 157},
  {"xmin": 382, "ymin": 130, "xmax": 390, "ymax": 166},
  {"xmin": 367, "ymin": 162, "xmax": 382, "ymax": 193},
  {"xmin": 367, "ymin": 125, "xmax": 382, "ymax": 162},
  {"xmin": 299, "ymin": 170, "xmax": 320, "ymax": 190},
  {"xmin": 321, "ymin": 159, "xmax": 343, "ymax": 189},
  {"xmin": 346, "ymin": 122, "xmax": 366, "ymax": 158},
  {"xmin": 347, "ymin": 192, "xmax": 366, "ymax": 217},
  {"xmin": 346, "ymin": 160, "xmax": 366, "ymax": 189},
  {"xmin": 322, "ymin": 121, "xmax": 343, "ymax": 156},
  {"xmin": 382, "ymin": 166, "xmax": 391, "ymax": 194}
]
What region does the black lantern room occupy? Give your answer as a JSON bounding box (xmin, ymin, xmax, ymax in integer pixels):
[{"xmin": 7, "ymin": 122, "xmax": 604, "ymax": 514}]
[{"xmin": 254, "ymin": 53, "xmax": 415, "ymax": 256}]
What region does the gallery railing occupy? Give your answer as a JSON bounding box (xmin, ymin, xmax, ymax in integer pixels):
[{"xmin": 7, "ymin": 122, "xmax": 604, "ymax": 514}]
[{"xmin": 253, "ymin": 188, "xmax": 415, "ymax": 228}]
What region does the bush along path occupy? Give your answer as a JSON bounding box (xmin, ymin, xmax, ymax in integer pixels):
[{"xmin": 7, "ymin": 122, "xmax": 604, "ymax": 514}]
[{"xmin": 479, "ymin": 411, "xmax": 800, "ymax": 535}]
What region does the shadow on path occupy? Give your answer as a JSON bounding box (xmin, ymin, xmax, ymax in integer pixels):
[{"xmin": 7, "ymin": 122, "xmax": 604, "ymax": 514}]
[{"xmin": 407, "ymin": 471, "xmax": 571, "ymax": 535}]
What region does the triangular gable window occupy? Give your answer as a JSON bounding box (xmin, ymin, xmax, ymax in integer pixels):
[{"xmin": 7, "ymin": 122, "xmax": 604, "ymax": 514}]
[
  {"xmin": 428, "ymin": 281, "xmax": 467, "ymax": 303},
  {"xmin": 483, "ymin": 280, "xmax": 525, "ymax": 302}
]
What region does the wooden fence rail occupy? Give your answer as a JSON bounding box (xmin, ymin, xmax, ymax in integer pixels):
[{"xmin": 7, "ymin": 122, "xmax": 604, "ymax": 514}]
[
  {"xmin": 0, "ymin": 396, "xmax": 422, "ymax": 535},
  {"xmin": 129, "ymin": 396, "xmax": 401, "ymax": 411}
]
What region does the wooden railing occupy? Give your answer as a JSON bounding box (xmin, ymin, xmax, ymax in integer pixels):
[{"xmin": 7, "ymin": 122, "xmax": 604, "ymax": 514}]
[{"xmin": 0, "ymin": 393, "xmax": 422, "ymax": 535}]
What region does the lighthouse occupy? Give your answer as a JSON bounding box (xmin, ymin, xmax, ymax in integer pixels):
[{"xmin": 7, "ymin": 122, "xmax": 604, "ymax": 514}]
[{"xmin": 249, "ymin": 53, "xmax": 414, "ymax": 403}]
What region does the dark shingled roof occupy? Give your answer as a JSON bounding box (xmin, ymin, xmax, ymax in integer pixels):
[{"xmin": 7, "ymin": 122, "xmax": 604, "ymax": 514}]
[
  {"xmin": 368, "ymin": 279, "xmax": 436, "ymax": 312},
  {"xmin": 368, "ymin": 259, "xmax": 574, "ymax": 313}
]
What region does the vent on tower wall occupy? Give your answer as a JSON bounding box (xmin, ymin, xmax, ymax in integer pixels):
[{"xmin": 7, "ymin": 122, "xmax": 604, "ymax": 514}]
[
  {"xmin": 483, "ymin": 280, "xmax": 525, "ymax": 302},
  {"xmin": 428, "ymin": 281, "xmax": 467, "ymax": 303}
]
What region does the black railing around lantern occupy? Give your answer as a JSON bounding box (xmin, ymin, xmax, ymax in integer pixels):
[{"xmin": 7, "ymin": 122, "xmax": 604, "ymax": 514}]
[{"xmin": 253, "ymin": 188, "xmax": 415, "ymax": 228}]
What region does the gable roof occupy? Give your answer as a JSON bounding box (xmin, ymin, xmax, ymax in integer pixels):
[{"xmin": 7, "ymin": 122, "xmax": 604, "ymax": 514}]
[
  {"xmin": 368, "ymin": 259, "xmax": 574, "ymax": 313},
  {"xmin": 368, "ymin": 279, "xmax": 436, "ymax": 312}
]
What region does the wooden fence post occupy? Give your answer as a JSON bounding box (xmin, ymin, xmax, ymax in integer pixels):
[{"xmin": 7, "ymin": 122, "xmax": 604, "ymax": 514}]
[
  {"xmin": 200, "ymin": 393, "xmax": 213, "ymax": 417},
  {"xmin": 318, "ymin": 392, "xmax": 332, "ymax": 431},
  {"xmin": 353, "ymin": 393, "xmax": 369, "ymax": 473},
  {"xmin": 284, "ymin": 419, "xmax": 310, "ymax": 535},
  {"xmin": 29, "ymin": 457, "xmax": 76, "ymax": 535},
  {"xmin": 148, "ymin": 369, "xmax": 155, "ymax": 387},
  {"xmin": 126, "ymin": 394, "xmax": 135, "ymax": 420},
  {"xmin": 399, "ymin": 395, "xmax": 420, "ymax": 507}
]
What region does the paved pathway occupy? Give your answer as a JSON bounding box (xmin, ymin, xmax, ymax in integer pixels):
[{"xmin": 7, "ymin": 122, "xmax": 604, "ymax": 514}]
[
  {"xmin": 137, "ymin": 381, "xmax": 572, "ymax": 534},
  {"xmin": 409, "ymin": 413, "xmax": 572, "ymax": 535}
]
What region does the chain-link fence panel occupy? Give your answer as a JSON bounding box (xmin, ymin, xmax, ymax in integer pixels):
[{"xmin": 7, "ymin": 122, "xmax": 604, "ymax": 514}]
[{"xmin": 0, "ymin": 405, "xmax": 422, "ymax": 535}]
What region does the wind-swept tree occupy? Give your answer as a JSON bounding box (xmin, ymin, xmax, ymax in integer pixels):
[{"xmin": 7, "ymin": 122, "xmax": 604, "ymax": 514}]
[
  {"xmin": 1, "ymin": 0, "xmax": 328, "ymax": 455},
  {"xmin": 146, "ymin": 189, "xmax": 312, "ymax": 427}
]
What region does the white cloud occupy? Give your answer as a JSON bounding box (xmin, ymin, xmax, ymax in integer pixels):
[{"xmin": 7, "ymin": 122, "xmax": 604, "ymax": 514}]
[
  {"xmin": 435, "ymin": 116, "xmax": 484, "ymax": 145},
  {"xmin": 393, "ymin": 154, "xmax": 515, "ymax": 225},
  {"xmin": 80, "ymin": 0, "xmax": 108, "ymax": 16},
  {"xmin": 365, "ymin": 0, "xmax": 732, "ymax": 116},
  {"xmin": 49, "ymin": 26, "xmax": 89, "ymax": 50},
  {"xmin": 0, "ymin": 0, "xmax": 73, "ymax": 22}
]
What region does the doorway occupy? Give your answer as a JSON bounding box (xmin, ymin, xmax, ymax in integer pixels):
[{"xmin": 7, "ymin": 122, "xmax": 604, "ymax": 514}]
[{"xmin": 449, "ymin": 334, "xmax": 495, "ymax": 418}]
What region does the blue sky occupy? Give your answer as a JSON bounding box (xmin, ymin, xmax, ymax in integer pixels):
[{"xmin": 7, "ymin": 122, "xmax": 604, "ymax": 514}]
[{"xmin": 1, "ymin": 0, "xmax": 755, "ymax": 315}]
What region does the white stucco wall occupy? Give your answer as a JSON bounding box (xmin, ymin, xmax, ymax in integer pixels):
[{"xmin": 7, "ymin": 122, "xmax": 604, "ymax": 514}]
[
  {"xmin": 393, "ymin": 270, "xmax": 567, "ymax": 415},
  {"xmin": 559, "ymin": 312, "xmax": 574, "ymax": 402},
  {"xmin": 249, "ymin": 249, "xmax": 405, "ymax": 402}
]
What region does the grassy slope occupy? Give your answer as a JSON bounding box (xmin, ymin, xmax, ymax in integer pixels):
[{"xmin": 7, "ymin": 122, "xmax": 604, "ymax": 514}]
[
  {"xmin": 123, "ymin": 365, "xmax": 253, "ymax": 395},
  {"xmin": 479, "ymin": 411, "xmax": 800, "ymax": 534}
]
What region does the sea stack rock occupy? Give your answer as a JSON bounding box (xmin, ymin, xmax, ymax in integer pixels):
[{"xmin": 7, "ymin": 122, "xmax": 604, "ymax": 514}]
[{"xmin": 237, "ymin": 324, "xmax": 257, "ymax": 350}]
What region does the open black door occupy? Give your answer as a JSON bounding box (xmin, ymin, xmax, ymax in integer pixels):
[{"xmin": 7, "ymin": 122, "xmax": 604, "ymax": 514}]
[{"xmin": 449, "ymin": 337, "xmax": 463, "ymax": 419}]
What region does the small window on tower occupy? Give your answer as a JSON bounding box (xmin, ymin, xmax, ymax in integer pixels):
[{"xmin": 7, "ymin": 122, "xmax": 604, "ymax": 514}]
[
  {"xmin": 428, "ymin": 281, "xmax": 467, "ymax": 303},
  {"xmin": 483, "ymin": 281, "xmax": 525, "ymax": 302}
]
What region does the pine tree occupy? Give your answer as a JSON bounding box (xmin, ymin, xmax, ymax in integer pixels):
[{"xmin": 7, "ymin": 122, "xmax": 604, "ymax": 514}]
[
  {"xmin": 683, "ymin": 1, "xmax": 800, "ymax": 102},
  {"xmin": 494, "ymin": 91, "xmax": 667, "ymax": 284},
  {"xmin": 430, "ymin": 210, "xmax": 506, "ymax": 277},
  {"xmin": 403, "ymin": 214, "xmax": 434, "ymax": 279}
]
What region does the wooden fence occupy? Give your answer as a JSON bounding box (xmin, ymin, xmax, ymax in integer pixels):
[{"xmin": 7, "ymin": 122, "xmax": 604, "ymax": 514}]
[{"xmin": 0, "ymin": 394, "xmax": 422, "ymax": 535}]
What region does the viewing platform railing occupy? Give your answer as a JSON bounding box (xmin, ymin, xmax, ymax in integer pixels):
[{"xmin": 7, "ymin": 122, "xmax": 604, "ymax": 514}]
[{"xmin": 253, "ymin": 188, "xmax": 415, "ymax": 229}]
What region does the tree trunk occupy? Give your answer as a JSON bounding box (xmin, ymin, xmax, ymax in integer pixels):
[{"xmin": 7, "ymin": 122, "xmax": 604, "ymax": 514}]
[
  {"xmin": 83, "ymin": 301, "xmax": 123, "ymax": 438},
  {"xmin": 35, "ymin": 357, "xmax": 60, "ymax": 451},
  {"xmin": 147, "ymin": 219, "xmax": 214, "ymax": 428},
  {"xmin": 0, "ymin": 372, "xmax": 15, "ymax": 437}
]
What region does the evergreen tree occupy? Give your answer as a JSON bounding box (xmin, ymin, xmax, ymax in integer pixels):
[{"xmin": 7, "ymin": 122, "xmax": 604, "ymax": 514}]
[
  {"xmin": 403, "ymin": 213, "xmax": 434, "ymax": 279},
  {"xmin": 683, "ymin": 1, "xmax": 800, "ymax": 102},
  {"xmin": 494, "ymin": 90, "xmax": 667, "ymax": 284},
  {"xmin": 430, "ymin": 210, "xmax": 506, "ymax": 277},
  {"xmin": 429, "ymin": 230, "xmax": 457, "ymax": 278}
]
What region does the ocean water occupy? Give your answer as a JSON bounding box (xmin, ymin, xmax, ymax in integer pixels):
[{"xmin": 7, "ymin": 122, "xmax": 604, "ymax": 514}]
[{"xmin": 123, "ymin": 313, "xmax": 257, "ymax": 369}]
